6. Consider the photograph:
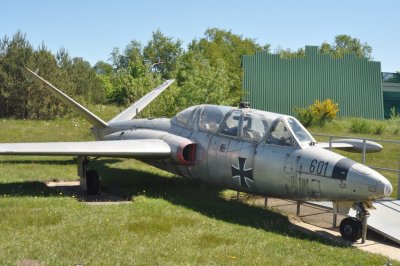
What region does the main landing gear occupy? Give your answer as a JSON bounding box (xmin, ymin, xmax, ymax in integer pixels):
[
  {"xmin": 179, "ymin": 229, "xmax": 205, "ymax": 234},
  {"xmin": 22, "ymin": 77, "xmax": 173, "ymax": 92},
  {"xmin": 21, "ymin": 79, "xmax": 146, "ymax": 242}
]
[
  {"xmin": 77, "ymin": 156, "xmax": 100, "ymax": 195},
  {"xmin": 339, "ymin": 202, "xmax": 370, "ymax": 242}
]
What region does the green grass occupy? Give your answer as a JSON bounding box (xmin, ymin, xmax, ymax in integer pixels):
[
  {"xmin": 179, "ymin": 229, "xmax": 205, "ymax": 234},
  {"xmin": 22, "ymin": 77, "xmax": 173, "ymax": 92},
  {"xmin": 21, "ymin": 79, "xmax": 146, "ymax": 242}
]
[{"xmin": 0, "ymin": 117, "xmax": 399, "ymax": 265}]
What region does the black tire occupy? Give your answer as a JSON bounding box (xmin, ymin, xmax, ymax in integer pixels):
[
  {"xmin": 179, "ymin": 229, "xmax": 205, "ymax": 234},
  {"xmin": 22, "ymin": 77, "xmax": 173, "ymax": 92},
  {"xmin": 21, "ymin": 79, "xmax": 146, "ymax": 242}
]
[
  {"xmin": 86, "ymin": 170, "xmax": 100, "ymax": 195},
  {"xmin": 339, "ymin": 217, "xmax": 362, "ymax": 242}
]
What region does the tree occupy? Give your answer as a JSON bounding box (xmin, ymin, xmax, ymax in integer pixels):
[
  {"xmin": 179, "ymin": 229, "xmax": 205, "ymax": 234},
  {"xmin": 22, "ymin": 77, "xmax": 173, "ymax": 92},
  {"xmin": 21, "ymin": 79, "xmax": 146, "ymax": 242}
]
[
  {"xmin": 109, "ymin": 69, "xmax": 166, "ymax": 113},
  {"xmin": 0, "ymin": 31, "xmax": 34, "ymax": 118},
  {"xmin": 56, "ymin": 48, "xmax": 106, "ymax": 104},
  {"xmin": 143, "ymin": 30, "xmax": 183, "ymax": 79},
  {"xmin": 176, "ymin": 51, "xmax": 232, "ymax": 108},
  {"xmin": 105, "ymin": 39, "xmax": 162, "ymax": 106},
  {"xmin": 29, "ymin": 43, "xmax": 65, "ymax": 119},
  {"xmin": 0, "ymin": 32, "xmax": 107, "ymax": 119},
  {"xmin": 68, "ymin": 57, "xmax": 106, "ymax": 104},
  {"xmin": 56, "ymin": 47, "xmax": 72, "ymax": 69},
  {"xmin": 278, "ymin": 35, "xmax": 372, "ymax": 60},
  {"xmin": 93, "ymin": 60, "xmax": 113, "ymax": 75},
  {"xmin": 319, "ymin": 34, "xmax": 372, "ymax": 59},
  {"xmin": 277, "ymin": 47, "xmax": 305, "ymax": 59},
  {"xmin": 110, "ymin": 46, "xmax": 128, "ymax": 71},
  {"xmin": 188, "ymin": 28, "xmax": 266, "ymax": 105},
  {"xmin": 125, "ymin": 40, "xmax": 147, "ymax": 78}
]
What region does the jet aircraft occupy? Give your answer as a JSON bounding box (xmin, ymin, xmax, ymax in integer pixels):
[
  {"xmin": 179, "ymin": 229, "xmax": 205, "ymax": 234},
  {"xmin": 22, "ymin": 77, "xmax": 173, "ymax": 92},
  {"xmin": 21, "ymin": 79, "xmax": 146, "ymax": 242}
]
[{"xmin": 0, "ymin": 69, "xmax": 393, "ymax": 242}]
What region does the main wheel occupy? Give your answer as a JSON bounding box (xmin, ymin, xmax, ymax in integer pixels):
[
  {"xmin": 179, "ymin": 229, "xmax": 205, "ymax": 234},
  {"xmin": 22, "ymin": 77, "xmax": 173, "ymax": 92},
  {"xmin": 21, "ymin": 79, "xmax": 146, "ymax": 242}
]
[
  {"xmin": 86, "ymin": 170, "xmax": 100, "ymax": 195},
  {"xmin": 339, "ymin": 217, "xmax": 362, "ymax": 242}
]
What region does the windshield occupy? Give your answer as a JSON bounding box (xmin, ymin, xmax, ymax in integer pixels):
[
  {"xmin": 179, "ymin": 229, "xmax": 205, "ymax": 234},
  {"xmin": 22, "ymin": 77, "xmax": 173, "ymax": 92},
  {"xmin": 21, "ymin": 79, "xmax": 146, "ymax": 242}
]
[
  {"xmin": 242, "ymin": 111, "xmax": 270, "ymax": 141},
  {"xmin": 198, "ymin": 105, "xmax": 233, "ymax": 133},
  {"xmin": 172, "ymin": 106, "xmax": 197, "ymax": 127},
  {"xmin": 286, "ymin": 117, "xmax": 314, "ymax": 143},
  {"xmin": 265, "ymin": 120, "xmax": 295, "ymax": 147}
]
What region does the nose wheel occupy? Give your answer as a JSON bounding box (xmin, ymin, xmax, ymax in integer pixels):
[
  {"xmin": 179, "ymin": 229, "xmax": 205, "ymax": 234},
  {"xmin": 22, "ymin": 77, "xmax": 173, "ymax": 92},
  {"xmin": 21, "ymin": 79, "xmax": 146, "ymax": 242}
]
[
  {"xmin": 339, "ymin": 202, "xmax": 369, "ymax": 243},
  {"xmin": 339, "ymin": 217, "xmax": 362, "ymax": 242}
]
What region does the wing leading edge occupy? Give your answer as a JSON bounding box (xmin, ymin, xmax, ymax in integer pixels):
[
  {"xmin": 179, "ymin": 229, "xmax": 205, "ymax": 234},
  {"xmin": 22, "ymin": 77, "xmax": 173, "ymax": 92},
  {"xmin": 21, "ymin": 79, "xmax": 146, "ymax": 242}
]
[{"xmin": 0, "ymin": 139, "xmax": 171, "ymax": 158}]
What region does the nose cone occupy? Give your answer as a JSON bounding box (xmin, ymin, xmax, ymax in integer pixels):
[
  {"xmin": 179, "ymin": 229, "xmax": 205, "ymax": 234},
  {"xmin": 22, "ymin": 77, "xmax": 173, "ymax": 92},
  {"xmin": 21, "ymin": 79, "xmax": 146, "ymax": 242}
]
[
  {"xmin": 378, "ymin": 179, "xmax": 393, "ymax": 197},
  {"xmin": 348, "ymin": 163, "xmax": 393, "ymax": 199}
]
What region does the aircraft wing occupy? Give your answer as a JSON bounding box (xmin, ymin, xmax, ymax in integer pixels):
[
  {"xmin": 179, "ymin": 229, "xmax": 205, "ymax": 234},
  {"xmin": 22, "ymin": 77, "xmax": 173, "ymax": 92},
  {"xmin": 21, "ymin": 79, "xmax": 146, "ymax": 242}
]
[
  {"xmin": 0, "ymin": 139, "xmax": 171, "ymax": 158},
  {"xmin": 317, "ymin": 139, "xmax": 382, "ymax": 153}
]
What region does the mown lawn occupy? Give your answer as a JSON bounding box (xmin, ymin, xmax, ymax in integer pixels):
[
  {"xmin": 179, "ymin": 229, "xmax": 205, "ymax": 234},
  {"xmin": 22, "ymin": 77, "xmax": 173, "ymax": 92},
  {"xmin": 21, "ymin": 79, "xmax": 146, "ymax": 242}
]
[{"xmin": 0, "ymin": 117, "xmax": 399, "ymax": 265}]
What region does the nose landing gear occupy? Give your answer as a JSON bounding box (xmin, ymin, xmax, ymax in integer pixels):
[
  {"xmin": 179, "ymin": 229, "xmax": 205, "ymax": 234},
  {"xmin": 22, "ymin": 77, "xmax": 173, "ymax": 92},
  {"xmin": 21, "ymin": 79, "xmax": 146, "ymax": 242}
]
[
  {"xmin": 339, "ymin": 202, "xmax": 370, "ymax": 243},
  {"xmin": 340, "ymin": 217, "xmax": 362, "ymax": 242}
]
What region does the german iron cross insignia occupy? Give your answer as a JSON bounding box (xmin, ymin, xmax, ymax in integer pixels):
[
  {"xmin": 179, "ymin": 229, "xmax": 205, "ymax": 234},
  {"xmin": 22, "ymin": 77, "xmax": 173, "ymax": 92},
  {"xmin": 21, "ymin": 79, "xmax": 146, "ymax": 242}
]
[{"xmin": 231, "ymin": 157, "xmax": 254, "ymax": 188}]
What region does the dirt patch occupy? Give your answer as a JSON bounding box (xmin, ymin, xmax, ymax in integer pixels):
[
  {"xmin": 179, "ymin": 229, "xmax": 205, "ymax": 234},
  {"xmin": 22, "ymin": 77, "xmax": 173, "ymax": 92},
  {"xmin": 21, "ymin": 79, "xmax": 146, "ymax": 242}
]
[{"xmin": 16, "ymin": 259, "xmax": 44, "ymax": 266}]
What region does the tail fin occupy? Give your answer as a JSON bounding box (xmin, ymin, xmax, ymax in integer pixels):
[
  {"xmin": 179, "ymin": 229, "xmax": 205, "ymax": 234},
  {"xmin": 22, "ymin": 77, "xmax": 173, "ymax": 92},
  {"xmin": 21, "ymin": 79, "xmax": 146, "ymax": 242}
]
[
  {"xmin": 108, "ymin": 79, "xmax": 175, "ymax": 124},
  {"xmin": 27, "ymin": 68, "xmax": 108, "ymax": 128}
]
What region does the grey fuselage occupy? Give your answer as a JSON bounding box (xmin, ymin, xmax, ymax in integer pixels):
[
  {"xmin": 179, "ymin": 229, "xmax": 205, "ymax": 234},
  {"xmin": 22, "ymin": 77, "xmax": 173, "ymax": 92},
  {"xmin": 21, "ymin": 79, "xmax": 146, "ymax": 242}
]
[{"xmin": 97, "ymin": 104, "xmax": 392, "ymax": 203}]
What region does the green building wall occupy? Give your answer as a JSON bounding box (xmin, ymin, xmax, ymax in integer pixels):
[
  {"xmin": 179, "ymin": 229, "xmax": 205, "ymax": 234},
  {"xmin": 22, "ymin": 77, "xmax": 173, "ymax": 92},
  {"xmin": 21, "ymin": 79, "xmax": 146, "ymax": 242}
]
[{"xmin": 242, "ymin": 46, "xmax": 384, "ymax": 120}]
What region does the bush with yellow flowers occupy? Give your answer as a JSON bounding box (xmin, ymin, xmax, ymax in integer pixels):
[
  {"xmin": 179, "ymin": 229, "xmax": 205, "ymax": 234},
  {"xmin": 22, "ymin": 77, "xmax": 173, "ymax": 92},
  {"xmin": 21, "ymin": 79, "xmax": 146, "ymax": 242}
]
[{"xmin": 295, "ymin": 99, "xmax": 339, "ymax": 127}]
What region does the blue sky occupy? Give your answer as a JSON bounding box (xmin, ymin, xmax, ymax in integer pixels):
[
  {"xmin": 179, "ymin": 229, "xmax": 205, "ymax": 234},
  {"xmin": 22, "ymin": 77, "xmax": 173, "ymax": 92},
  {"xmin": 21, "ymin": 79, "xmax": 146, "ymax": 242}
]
[{"xmin": 1, "ymin": 0, "xmax": 399, "ymax": 72}]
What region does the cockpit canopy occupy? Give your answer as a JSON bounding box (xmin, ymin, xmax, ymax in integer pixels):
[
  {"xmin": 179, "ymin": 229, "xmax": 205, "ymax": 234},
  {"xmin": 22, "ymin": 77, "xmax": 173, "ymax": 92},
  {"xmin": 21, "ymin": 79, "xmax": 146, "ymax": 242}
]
[{"xmin": 171, "ymin": 105, "xmax": 315, "ymax": 147}]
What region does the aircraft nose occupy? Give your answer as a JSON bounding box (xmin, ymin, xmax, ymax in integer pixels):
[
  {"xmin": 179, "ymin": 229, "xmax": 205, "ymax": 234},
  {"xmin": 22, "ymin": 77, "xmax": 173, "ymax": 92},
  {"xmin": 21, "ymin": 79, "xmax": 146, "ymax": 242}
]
[
  {"xmin": 348, "ymin": 163, "xmax": 393, "ymax": 198},
  {"xmin": 377, "ymin": 179, "xmax": 393, "ymax": 197}
]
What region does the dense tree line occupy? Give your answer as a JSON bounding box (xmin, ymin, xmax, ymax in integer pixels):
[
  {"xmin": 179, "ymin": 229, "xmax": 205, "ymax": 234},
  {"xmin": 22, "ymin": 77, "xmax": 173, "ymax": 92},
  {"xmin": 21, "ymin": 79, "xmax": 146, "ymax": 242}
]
[
  {"xmin": 0, "ymin": 31, "xmax": 105, "ymax": 119},
  {"xmin": 0, "ymin": 29, "xmax": 374, "ymax": 119}
]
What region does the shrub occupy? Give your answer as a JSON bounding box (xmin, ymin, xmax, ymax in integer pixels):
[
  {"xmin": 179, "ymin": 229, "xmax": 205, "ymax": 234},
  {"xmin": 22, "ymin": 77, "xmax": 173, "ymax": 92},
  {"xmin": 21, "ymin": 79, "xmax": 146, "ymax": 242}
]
[
  {"xmin": 390, "ymin": 106, "xmax": 400, "ymax": 120},
  {"xmin": 309, "ymin": 99, "xmax": 339, "ymax": 121},
  {"xmin": 295, "ymin": 99, "xmax": 339, "ymax": 127},
  {"xmin": 374, "ymin": 123, "xmax": 386, "ymax": 135},
  {"xmin": 294, "ymin": 108, "xmax": 315, "ymax": 127},
  {"xmin": 349, "ymin": 119, "xmax": 371, "ymax": 134}
]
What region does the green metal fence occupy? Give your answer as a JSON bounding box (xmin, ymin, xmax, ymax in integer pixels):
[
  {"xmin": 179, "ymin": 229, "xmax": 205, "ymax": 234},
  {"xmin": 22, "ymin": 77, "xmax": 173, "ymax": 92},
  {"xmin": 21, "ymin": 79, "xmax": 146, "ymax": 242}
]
[{"xmin": 242, "ymin": 46, "xmax": 384, "ymax": 120}]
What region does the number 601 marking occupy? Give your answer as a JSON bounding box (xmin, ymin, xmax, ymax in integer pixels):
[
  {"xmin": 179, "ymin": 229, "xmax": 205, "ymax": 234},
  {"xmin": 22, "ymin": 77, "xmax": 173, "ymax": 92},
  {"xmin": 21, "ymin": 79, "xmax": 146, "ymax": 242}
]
[{"xmin": 309, "ymin": 159, "xmax": 329, "ymax": 176}]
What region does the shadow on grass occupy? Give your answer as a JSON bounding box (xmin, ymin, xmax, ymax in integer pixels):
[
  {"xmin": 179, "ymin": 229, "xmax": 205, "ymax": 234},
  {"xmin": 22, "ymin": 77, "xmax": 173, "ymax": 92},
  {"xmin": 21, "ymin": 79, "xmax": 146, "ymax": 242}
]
[
  {"xmin": 0, "ymin": 158, "xmax": 349, "ymax": 247},
  {"xmin": 0, "ymin": 181, "xmax": 59, "ymax": 197},
  {"xmin": 0, "ymin": 180, "xmax": 130, "ymax": 203},
  {"xmin": 0, "ymin": 158, "xmax": 122, "ymax": 201},
  {"xmin": 93, "ymin": 160, "xmax": 349, "ymax": 247},
  {"xmin": 0, "ymin": 159, "xmax": 76, "ymax": 165},
  {"xmin": 0, "ymin": 158, "xmax": 121, "ymax": 166}
]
